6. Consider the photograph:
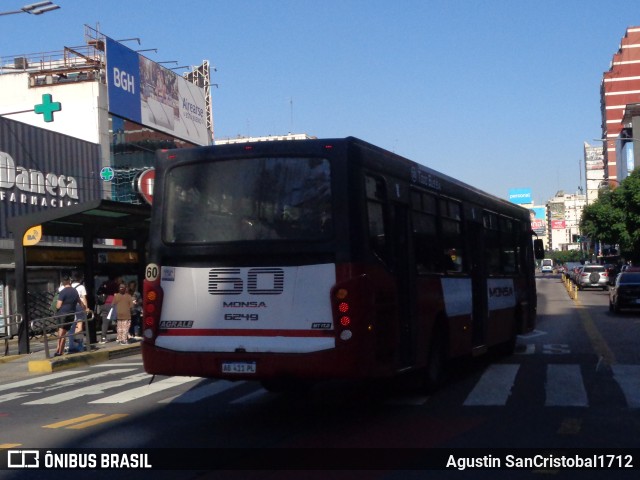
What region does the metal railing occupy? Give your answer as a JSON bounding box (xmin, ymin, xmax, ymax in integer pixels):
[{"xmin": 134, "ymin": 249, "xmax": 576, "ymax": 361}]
[
  {"xmin": 28, "ymin": 310, "xmax": 95, "ymax": 359},
  {"xmin": 1, "ymin": 314, "xmax": 23, "ymax": 356}
]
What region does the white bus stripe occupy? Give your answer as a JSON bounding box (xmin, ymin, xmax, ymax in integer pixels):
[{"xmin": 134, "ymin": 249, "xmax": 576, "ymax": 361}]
[
  {"xmin": 463, "ymin": 364, "xmax": 519, "ymax": 406},
  {"xmin": 612, "ymin": 365, "xmax": 640, "ymax": 408},
  {"xmin": 89, "ymin": 376, "xmax": 201, "ymax": 404},
  {"xmin": 159, "ymin": 380, "xmax": 242, "ymax": 403},
  {"xmin": 545, "ymin": 364, "xmax": 588, "ymax": 407}
]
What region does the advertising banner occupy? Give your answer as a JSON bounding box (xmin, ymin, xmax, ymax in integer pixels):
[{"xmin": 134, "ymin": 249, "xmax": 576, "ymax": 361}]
[
  {"xmin": 529, "ymin": 206, "xmax": 546, "ymax": 236},
  {"xmin": 508, "ymin": 188, "xmax": 532, "ymax": 204},
  {"xmin": 551, "ymin": 220, "xmax": 566, "ymax": 229},
  {"xmin": 106, "ymin": 38, "xmax": 210, "ymax": 146}
]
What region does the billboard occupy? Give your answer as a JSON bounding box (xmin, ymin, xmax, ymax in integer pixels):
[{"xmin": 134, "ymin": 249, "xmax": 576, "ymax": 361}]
[
  {"xmin": 529, "ymin": 206, "xmax": 546, "ymax": 236},
  {"xmin": 106, "ymin": 37, "xmax": 210, "ymax": 146},
  {"xmin": 508, "ymin": 188, "xmax": 532, "ymax": 204}
]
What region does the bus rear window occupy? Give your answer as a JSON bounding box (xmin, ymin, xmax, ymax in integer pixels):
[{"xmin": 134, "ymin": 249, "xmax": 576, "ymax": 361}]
[{"xmin": 163, "ymin": 157, "xmax": 332, "ymax": 243}]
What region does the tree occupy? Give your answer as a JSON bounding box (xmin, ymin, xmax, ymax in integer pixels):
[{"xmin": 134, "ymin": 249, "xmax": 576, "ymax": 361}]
[
  {"xmin": 613, "ymin": 169, "xmax": 640, "ymax": 263},
  {"xmin": 580, "ymin": 169, "xmax": 640, "ymax": 263}
]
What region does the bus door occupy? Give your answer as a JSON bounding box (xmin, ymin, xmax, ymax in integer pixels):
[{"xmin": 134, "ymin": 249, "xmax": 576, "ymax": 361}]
[
  {"xmin": 391, "ymin": 203, "xmax": 416, "ymax": 367},
  {"xmin": 467, "ymin": 220, "xmax": 488, "ymax": 350}
]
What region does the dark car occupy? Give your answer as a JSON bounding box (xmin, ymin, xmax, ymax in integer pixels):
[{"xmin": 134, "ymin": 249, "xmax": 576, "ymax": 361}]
[
  {"xmin": 609, "ymin": 271, "xmax": 640, "ymax": 313},
  {"xmin": 563, "ymin": 262, "xmax": 582, "ymax": 282}
]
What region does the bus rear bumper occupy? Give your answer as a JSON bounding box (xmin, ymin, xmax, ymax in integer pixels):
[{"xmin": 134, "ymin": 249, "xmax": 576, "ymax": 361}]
[{"xmin": 141, "ymin": 341, "xmax": 381, "ymax": 381}]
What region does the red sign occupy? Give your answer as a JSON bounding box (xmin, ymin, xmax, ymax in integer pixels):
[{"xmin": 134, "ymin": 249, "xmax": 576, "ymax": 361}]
[
  {"xmin": 136, "ymin": 168, "xmax": 155, "ymax": 205},
  {"xmin": 551, "ymin": 220, "xmax": 566, "ymax": 229}
]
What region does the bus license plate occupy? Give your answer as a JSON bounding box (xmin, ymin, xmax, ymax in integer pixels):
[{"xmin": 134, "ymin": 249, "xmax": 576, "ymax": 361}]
[{"xmin": 222, "ymin": 362, "xmax": 256, "ymax": 374}]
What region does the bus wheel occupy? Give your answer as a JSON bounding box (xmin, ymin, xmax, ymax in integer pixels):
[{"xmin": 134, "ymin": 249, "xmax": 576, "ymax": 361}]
[{"xmin": 423, "ymin": 324, "xmax": 448, "ymax": 393}]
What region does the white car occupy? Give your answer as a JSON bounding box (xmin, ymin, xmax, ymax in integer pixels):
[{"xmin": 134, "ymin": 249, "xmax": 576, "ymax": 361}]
[{"xmin": 541, "ymin": 258, "xmax": 554, "ymax": 273}]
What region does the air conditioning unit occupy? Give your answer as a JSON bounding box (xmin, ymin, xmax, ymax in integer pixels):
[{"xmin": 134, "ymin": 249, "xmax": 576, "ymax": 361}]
[{"xmin": 14, "ymin": 57, "xmax": 28, "ymax": 70}]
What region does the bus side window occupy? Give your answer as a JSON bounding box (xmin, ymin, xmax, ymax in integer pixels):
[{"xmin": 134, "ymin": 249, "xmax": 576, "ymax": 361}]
[
  {"xmin": 500, "ymin": 218, "xmax": 519, "ymax": 274},
  {"xmin": 366, "ymin": 176, "xmax": 388, "ymax": 264},
  {"xmin": 483, "ymin": 212, "xmax": 501, "ymax": 275},
  {"xmin": 411, "ymin": 190, "xmax": 441, "ymax": 273},
  {"xmin": 440, "ymin": 199, "xmax": 465, "ymax": 273}
]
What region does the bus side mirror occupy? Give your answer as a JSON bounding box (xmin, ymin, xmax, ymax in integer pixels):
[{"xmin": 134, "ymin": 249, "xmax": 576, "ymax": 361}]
[{"xmin": 533, "ymin": 239, "xmax": 545, "ymax": 260}]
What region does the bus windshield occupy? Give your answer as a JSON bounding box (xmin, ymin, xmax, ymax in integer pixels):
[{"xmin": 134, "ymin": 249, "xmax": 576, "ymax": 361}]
[{"xmin": 163, "ymin": 156, "xmax": 333, "ymax": 243}]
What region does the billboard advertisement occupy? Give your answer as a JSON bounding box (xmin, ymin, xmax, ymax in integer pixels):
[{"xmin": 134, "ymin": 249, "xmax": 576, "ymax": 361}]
[
  {"xmin": 106, "ymin": 37, "xmax": 210, "ymax": 146},
  {"xmin": 551, "ymin": 220, "xmax": 566, "ymax": 230},
  {"xmin": 508, "ymin": 188, "xmax": 532, "ymax": 204},
  {"xmin": 529, "ymin": 206, "xmax": 546, "ymax": 236}
]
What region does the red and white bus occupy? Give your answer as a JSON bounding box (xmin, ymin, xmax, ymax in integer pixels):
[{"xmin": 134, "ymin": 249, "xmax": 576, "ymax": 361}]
[{"xmin": 142, "ymin": 137, "xmax": 542, "ymax": 391}]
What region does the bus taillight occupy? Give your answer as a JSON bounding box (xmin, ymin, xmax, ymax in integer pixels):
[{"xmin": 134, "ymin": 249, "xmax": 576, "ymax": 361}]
[
  {"xmin": 142, "ymin": 279, "xmax": 163, "ymax": 342},
  {"xmin": 334, "ymin": 288, "xmax": 353, "ymax": 340}
]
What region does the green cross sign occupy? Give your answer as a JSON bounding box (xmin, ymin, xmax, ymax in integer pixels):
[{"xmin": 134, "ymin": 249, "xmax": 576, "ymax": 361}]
[
  {"xmin": 100, "ymin": 167, "xmax": 115, "ymax": 181},
  {"xmin": 34, "ymin": 94, "xmax": 61, "ymax": 122}
]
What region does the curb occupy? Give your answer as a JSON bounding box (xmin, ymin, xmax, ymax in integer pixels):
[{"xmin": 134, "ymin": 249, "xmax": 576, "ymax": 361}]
[
  {"xmin": 28, "ymin": 344, "xmax": 141, "ymax": 373},
  {"xmin": 0, "ymin": 354, "xmax": 23, "ymax": 364}
]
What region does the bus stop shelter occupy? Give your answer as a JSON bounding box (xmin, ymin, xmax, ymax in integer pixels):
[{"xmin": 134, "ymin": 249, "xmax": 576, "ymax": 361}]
[{"xmin": 7, "ymin": 200, "xmax": 151, "ymax": 354}]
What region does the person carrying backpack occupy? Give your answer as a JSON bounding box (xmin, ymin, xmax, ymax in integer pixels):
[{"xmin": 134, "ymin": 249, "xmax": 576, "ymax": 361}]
[{"xmin": 54, "ymin": 275, "xmax": 79, "ymax": 357}]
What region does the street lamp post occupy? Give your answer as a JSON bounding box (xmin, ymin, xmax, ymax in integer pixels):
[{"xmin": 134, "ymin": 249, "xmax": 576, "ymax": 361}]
[{"xmin": 0, "ymin": 2, "xmax": 60, "ymax": 16}]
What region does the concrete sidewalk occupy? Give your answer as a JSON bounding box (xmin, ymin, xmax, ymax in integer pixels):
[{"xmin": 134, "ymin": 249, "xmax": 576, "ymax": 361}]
[{"xmin": 0, "ymin": 336, "xmax": 141, "ymax": 382}]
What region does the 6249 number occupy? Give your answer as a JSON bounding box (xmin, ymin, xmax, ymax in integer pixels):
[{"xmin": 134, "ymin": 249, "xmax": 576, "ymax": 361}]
[{"xmin": 224, "ymin": 314, "xmax": 259, "ymax": 321}]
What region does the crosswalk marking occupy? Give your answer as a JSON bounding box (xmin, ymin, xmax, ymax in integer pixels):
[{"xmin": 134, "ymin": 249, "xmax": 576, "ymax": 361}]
[
  {"xmin": 545, "ymin": 364, "xmax": 588, "ymax": 407},
  {"xmin": 611, "ymin": 365, "xmax": 640, "ymax": 408},
  {"xmin": 23, "ymin": 372, "xmax": 149, "ymax": 405},
  {"xmin": 230, "ymin": 388, "xmax": 269, "ymax": 404},
  {"xmin": 158, "ymin": 380, "xmax": 240, "ymax": 404},
  {"xmin": 90, "ymin": 376, "xmax": 200, "ymax": 404},
  {"xmin": 0, "ymin": 370, "xmax": 87, "ymax": 393},
  {"xmin": 2, "ymin": 363, "xmax": 640, "ymax": 409},
  {"xmin": 463, "ymin": 364, "xmax": 519, "ymax": 406}
]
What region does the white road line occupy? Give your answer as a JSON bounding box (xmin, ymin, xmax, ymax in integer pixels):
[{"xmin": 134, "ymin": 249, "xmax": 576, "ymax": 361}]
[
  {"xmin": 0, "ymin": 370, "xmax": 87, "ymax": 392},
  {"xmin": 23, "ymin": 372, "xmax": 150, "ymax": 405},
  {"xmin": 89, "ymin": 376, "xmax": 201, "ymax": 404},
  {"xmin": 545, "ymin": 364, "xmax": 588, "ymax": 407},
  {"xmin": 463, "ymin": 364, "xmax": 519, "ymax": 406},
  {"xmin": 158, "ymin": 380, "xmax": 242, "ymax": 404},
  {"xmin": 612, "ymin": 365, "xmax": 640, "ymax": 408},
  {"xmin": 230, "ymin": 388, "xmax": 269, "ymax": 404}
]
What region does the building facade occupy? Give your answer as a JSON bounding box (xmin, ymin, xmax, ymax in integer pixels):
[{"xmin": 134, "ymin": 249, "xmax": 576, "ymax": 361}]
[
  {"xmin": 546, "ymin": 191, "xmax": 586, "ymax": 252},
  {"xmin": 600, "ymin": 26, "xmax": 640, "ymax": 187},
  {"xmin": 583, "ymin": 141, "xmax": 605, "ymax": 205}
]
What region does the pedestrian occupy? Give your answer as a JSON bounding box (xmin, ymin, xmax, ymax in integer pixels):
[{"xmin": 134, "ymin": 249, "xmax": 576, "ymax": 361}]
[
  {"xmin": 97, "ymin": 274, "xmax": 121, "ymax": 343},
  {"xmin": 112, "ymin": 282, "xmax": 134, "ymax": 345},
  {"xmin": 128, "ymin": 280, "xmax": 142, "ymax": 339},
  {"xmin": 54, "ymin": 274, "xmax": 79, "ymax": 357},
  {"xmin": 68, "ymin": 270, "xmax": 89, "ymax": 353}
]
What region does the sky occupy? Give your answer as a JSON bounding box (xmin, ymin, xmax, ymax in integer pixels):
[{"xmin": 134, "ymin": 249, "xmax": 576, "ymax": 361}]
[{"xmin": 0, "ymin": 0, "xmax": 637, "ymax": 205}]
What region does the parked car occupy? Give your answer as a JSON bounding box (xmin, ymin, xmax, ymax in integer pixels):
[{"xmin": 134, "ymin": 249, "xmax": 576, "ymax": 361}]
[
  {"xmin": 563, "ymin": 262, "xmax": 582, "ymax": 282},
  {"xmin": 609, "ymin": 271, "xmax": 640, "ymax": 312},
  {"xmin": 575, "ymin": 265, "xmax": 609, "ymax": 290}
]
